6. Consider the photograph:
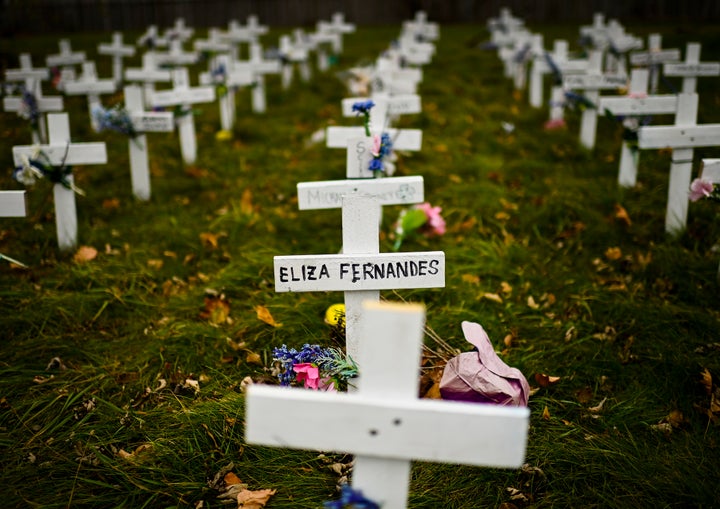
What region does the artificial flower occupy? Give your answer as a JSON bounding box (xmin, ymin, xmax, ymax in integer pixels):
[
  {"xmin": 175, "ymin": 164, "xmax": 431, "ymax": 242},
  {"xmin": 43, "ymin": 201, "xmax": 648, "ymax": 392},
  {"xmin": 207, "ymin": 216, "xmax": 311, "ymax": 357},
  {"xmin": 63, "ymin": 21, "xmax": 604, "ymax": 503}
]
[
  {"xmin": 689, "ymin": 178, "xmax": 716, "ymax": 202},
  {"xmin": 324, "ymin": 484, "xmax": 380, "ymax": 509},
  {"xmin": 543, "ymin": 118, "xmax": 566, "ymax": 131},
  {"xmin": 392, "ymin": 202, "xmax": 446, "ymax": 251}
]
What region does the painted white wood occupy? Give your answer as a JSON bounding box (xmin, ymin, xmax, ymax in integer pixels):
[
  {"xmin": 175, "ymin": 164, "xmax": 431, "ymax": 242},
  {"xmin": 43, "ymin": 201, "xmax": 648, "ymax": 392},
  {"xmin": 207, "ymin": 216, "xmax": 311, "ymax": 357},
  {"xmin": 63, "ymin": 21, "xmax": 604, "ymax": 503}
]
[
  {"xmin": 63, "ymin": 61, "xmax": 117, "ymax": 131},
  {"xmin": 629, "ymin": 34, "xmax": 680, "ymax": 93},
  {"xmin": 46, "ymin": 39, "xmax": 85, "ymax": 68},
  {"xmin": 164, "ymin": 18, "xmax": 194, "ymax": 42},
  {"xmin": 3, "ymin": 95, "xmax": 64, "ymax": 145},
  {"xmin": 124, "ymin": 52, "xmax": 173, "ymax": 108},
  {"xmin": 199, "ymin": 54, "xmax": 254, "ymax": 130},
  {"xmin": 246, "ymin": 301, "xmax": 530, "ymax": 508},
  {"xmin": 152, "ymin": 39, "xmax": 198, "ymax": 67},
  {"xmin": 664, "ymin": 42, "xmax": 720, "ymax": 94},
  {"xmin": 341, "ymin": 95, "xmax": 421, "ymax": 117},
  {"xmin": 297, "ymin": 176, "xmax": 424, "ymax": 210},
  {"xmin": 137, "ymin": 25, "xmax": 169, "ymax": 49},
  {"xmin": 12, "ymin": 113, "xmax": 107, "ymax": 250},
  {"xmin": 150, "ymin": 68, "xmax": 215, "ymax": 164},
  {"xmin": 702, "ymin": 159, "xmax": 720, "ymax": 182},
  {"xmin": 97, "ymin": 32, "xmax": 135, "ymax": 84},
  {"xmin": 599, "ymin": 69, "xmax": 679, "ymax": 187},
  {"xmin": 327, "ymin": 127, "xmax": 422, "ymax": 151},
  {"xmin": 636, "ymin": 94, "xmax": 719, "ymax": 233},
  {"xmin": 0, "ymin": 191, "xmax": 27, "ymax": 217},
  {"xmin": 317, "ymin": 12, "xmax": 356, "ymax": 53}
]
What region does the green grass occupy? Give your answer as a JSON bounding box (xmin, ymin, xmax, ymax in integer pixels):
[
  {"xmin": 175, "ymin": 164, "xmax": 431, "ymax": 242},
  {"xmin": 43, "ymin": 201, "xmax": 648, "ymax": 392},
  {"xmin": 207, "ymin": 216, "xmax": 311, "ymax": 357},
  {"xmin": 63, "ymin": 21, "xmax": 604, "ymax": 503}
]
[{"xmin": 1, "ymin": 22, "xmax": 720, "ymax": 508}]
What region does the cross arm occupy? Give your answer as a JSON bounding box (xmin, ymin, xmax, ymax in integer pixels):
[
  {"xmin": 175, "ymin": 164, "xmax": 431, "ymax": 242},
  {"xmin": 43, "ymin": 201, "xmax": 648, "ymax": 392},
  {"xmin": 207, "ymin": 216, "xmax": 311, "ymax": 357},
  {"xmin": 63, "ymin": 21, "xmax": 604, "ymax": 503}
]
[
  {"xmin": 297, "ymin": 176, "xmax": 424, "ymax": 210},
  {"xmin": 599, "ymin": 95, "xmax": 677, "ymax": 116},
  {"xmin": 637, "ymin": 124, "xmax": 720, "ymax": 149},
  {"xmin": 0, "ymin": 191, "xmax": 27, "ymax": 217}
]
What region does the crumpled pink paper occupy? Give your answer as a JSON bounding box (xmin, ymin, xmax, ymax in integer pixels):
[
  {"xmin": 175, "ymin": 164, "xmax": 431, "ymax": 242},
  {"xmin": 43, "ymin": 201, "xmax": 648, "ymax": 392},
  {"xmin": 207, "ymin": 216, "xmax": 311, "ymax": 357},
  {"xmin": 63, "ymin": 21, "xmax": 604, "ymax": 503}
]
[{"xmin": 439, "ymin": 321, "xmax": 530, "ymax": 406}]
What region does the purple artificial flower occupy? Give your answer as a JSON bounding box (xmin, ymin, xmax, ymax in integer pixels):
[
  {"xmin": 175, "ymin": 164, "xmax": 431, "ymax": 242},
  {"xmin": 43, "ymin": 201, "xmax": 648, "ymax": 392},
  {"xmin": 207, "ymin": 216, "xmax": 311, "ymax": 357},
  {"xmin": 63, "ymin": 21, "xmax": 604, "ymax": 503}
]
[
  {"xmin": 689, "ymin": 178, "xmax": 714, "ymax": 202},
  {"xmin": 324, "ymin": 485, "xmax": 380, "ymax": 509},
  {"xmin": 351, "ymin": 100, "xmax": 375, "ymax": 114}
]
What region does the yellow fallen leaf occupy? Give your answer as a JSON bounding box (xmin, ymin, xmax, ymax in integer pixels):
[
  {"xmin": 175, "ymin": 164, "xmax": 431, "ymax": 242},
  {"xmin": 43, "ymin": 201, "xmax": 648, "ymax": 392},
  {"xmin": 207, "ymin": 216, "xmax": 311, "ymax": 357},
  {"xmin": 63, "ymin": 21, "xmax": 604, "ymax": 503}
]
[
  {"xmin": 200, "ymin": 232, "xmax": 220, "ymax": 249},
  {"xmin": 614, "ymin": 203, "xmax": 632, "ymax": 226},
  {"xmin": 237, "ymin": 488, "xmax": 277, "ymax": 509},
  {"xmin": 200, "ymin": 295, "xmax": 231, "ymax": 325},
  {"xmin": 255, "ymin": 305, "xmax": 282, "ymax": 327},
  {"xmin": 500, "ymin": 281, "xmax": 512, "ymax": 295},
  {"xmin": 73, "ymin": 246, "xmax": 98, "ymax": 263},
  {"xmin": 481, "ymin": 292, "xmax": 503, "ymax": 304},
  {"xmin": 527, "ymin": 296, "xmax": 539, "ymax": 309},
  {"xmin": 461, "ymin": 274, "xmax": 480, "ymax": 285},
  {"xmin": 605, "ymin": 247, "xmax": 622, "ymax": 261},
  {"xmin": 245, "ymin": 351, "xmax": 263, "ymax": 365},
  {"xmin": 147, "ymin": 259, "xmax": 164, "ymax": 270},
  {"xmin": 534, "ymin": 373, "xmax": 561, "ymax": 387},
  {"xmin": 240, "ymin": 188, "xmax": 254, "ymax": 215},
  {"xmin": 495, "ymin": 211, "xmax": 510, "ymax": 221},
  {"xmin": 542, "ymin": 406, "xmax": 551, "ymax": 420}
]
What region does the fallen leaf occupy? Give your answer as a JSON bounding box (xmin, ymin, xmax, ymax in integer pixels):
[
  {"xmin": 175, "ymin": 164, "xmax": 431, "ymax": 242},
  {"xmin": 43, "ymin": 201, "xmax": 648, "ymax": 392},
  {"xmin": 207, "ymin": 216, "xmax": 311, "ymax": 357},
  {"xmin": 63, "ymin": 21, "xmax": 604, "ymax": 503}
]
[
  {"xmin": 542, "ymin": 406, "xmax": 551, "ymax": 420},
  {"xmin": 225, "ymin": 472, "xmax": 243, "ymax": 485},
  {"xmin": 73, "ymin": 246, "xmax": 98, "ymax": 263},
  {"xmin": 527, "ymin": 296, "xmax": 539, "ymax": 309},
  {"xmin": 200, "ymin": 232, "xmax": 220, "ymax": 249},
  {"xmin": 236, "ymin": 488, "xmax": 277, "ymax": 508},
  {"xmin": 534, "ymin": 373, "xmax": 561, "ymax": 387},
  {"xmin": 102, "ymin": 198, "xmax": 120, "ymax": 210},
  {"xmin": 701, "ymin": 368, "xmax": 713, "ymax": 395},
  {"xmin": 481, "ymin": 292, "xmax": 503, "ymax": 304},
  {"xmin": 461, "ymin": 274, "xmax": 480, "ymax": 284},
  {"xmin": 117, "ymin": 443, "xmax": 152, "ymax": 461},
  {"xmin": 614, "ymin": 203, "xmax": 632, "ymax": 226},
  {"xmin": 503, "ymin": 333, "xmax": 515, "ymax": 347},
  {"xmin": 576, "ymin": 386, "xmax": 593, "ymax": 404},
  {"xmin": 495, "ymin": 211, "xmax": 510, "ymax": 221},
  {"xmin": 500, "ymin": 281, "xmax": 513, "ymax": 295},
  {"xmin": 200, "ymin": 294, "xmax": 231, "ymax": 325},
  {"xmin": 588, "ymin": 397, "xmax": 607, "ymax": 413},
  {"xmin": 604, "ymin": 247, "xmax": 622, "ymax": 261},
  {"xmin": 147, "ymin": 259, "xmax": 164, "ymax": 270},
  {"xmin": 255, "ymin": 305, "xmax": 282, "ymax": 327},
  {"xmin": 245, "ymin": 351, "xmax": 263, "ymax": 365},
  {"xmin": 240, "ymin": 188, "xmax": 254, "ymax": 215}
]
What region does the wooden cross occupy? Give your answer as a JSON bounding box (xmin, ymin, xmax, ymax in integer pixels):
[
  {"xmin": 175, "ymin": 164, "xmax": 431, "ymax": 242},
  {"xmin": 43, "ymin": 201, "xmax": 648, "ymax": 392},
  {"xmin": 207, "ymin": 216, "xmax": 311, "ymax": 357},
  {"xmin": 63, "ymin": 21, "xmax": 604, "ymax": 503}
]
[
  {"xmin": 637, "ymin": 93, "xmax": 720, "ymax": 234},
  {"xmin": 369, "ymin": 56, "xmax": 423, "ymax": 95},
  {"xmin": 563, "ymin": 50, "xmax": 627, "ymax": 149},
  {"xmin": 98, "ymin": 32, "xmax": 136, "ymax": 84},
  {"xmin": 164, "ymin": 18, "xmax": 194, "ymax": 43},
  {"xmin": 152, "ymin": 39, "xmax": 198, "ymax": 67},
  {"xmin": 12, "ymin": 113, "xmax": 107, "ymax": 251},
  {"xmin": 0, "ymin": 191, "xmax": 27, "ymax": 218},
  {"xmin": 193, "ymin": 28, "xmax": 232, "ymax": 64},
  {"xmin": 246, "ymin": 299, "xmax": 530, "ymax": 508},
  {"xmin": 124, "ymin": 52, "xmax": 172, "ymax": 108},
  {"xmin": 279, "ymin": 33, "xmax": 311, "ymax": 89},
  {"xmin": 395, "ymin": 31, "xmax": 435, "ymax": 66},
  {"xmin": 150, "ymin": 68, "xmax": 215, "ymax": 165},
  {"xmin": 3, "ymin": 54, "xmax": 64, "ymax": 144},
  {"xmin": 123, "ymin": 85, "xmax": 174, "ymax": 200},
  {"xmin": 296, "ymin": 176, "xmax": 424, "ymax": 211},
  {"xmin": 229, "ymin": 43, "xmax": 280, "ymax": 113},
  {"xmin": 664, "ymin": 42, "xmax": 720, "ymax": 94},
  {"xmin": 316, "ymin": 12, "xmax": 356, "ymax": 53},
  {"xmin": 223, "ymin": 16, "xmax": 269, "ymax": 60},
  {"xmin": 45, "ymin": 39, "xmax": 85, "ymax": 87},
  {"xmin": 629, "ymin": 34, "xmax": 681, "ymax": 93},
  {"xmin": 63, "ymin": 61, "xmax": 117, "ymax": 131},
  {"xmin": 137, "ymin": 25, "xmax": 169, "ymax": 49},
  {"xmin": 310, "ymin": 29, "xmax": 341, "ymax": 72},
  {"xmin": 199, "ymin": 54, "xmax": 254, "ymax": 131},
  {"xmin": 511, "ymin": 33, "xmax": 543, "ymax": 92},
  {"xmin": 599, "ymin": 69, "xmax": 679, "ymax": 187},
  {"xmin": 403, "ymin": 11, "xmax": 440, "ymax": 42},
  {"xmin": 274, "ymin": 193, "xmax": 444, "ymax": 362},
  {"xmin": 529, "ymin": 40, "xmax": 588, "ymax": 109}
]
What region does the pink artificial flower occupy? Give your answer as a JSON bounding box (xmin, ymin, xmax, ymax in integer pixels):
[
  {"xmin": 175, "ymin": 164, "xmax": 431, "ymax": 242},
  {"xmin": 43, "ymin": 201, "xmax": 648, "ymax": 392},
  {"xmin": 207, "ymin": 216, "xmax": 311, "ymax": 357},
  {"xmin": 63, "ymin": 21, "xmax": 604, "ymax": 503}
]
[
  {"xmin": 689, "ymin": 178, "xmax": 714, "ymax": 202},
  {"xmin": 416, "ymin": 202, "xmax": 446, "ymax": 236},
  {"xmin": 371, "ymin": 134, "xmax": 381, "ymax": 157},
  {"xmin": 628, "ymin": 92, "xmax": 648, "ymax": 99},
  {"xmin": 543, "ymin": 118, "xmax": 567, "ymax": 131},
  {"xmin": 293, "ymin": 363, "xmax": 320, "ymax": 389},
  {"xmin": 319, "ymin": 377, "xmax": 337, "ymax": 392}
]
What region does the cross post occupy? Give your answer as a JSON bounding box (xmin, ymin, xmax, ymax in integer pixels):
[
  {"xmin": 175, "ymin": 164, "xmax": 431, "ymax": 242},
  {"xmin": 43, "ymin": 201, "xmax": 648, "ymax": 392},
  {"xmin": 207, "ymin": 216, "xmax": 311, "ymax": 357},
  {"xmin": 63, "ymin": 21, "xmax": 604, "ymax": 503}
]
[
  {"xmin": 663, "ymin": 42, "xmax": 720, "ymax": 94},
  {"xmin": 246, "ymin": 300, "xmax": 530, "ymax": 508},
  {"xmin": 124, "ymin": 52, "xmax": 173, "ymax": 108},
  {"xmin": 199, "ymin": 54, "xmax": 254, "ymax": 131},
  {"xmin": 63, "ymin": 61, "xmax": 117, "ymax": 131},
  {"xmin": 629, "ymin": 34, "xmax": 680, "ymax": 94},
  {"xmin": 45, "ymin": 39, "xmax": 85, "ymax": 88},
  {"xmin": 12, "ymin": 113, "xmax": 107, "ymax": 251}
]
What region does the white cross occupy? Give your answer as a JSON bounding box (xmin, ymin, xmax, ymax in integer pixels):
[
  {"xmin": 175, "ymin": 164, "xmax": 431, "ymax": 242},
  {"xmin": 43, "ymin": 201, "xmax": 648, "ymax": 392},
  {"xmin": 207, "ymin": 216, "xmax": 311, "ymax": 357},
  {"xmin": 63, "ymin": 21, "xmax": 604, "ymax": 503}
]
[
  {"xmin": 274, "ymin": 193, "xmax": 444, "ymax": 362},
  {"xmin": 63, "ymin": 61, "xmax": 117, "ymax": 131},
  {"xmin": 0, "ymin": 191, "xmax": 27, "ymax": 218},
  {"xmin": 309, "ymin": 28, "xmax": 341, "ymax": 72},
  {"xmin": 497, "ymin": 30, "xmax": 532, "ymax": 80},
  {"xmin": 629, "ymin": 34, "xmax": 680, "ymax": 93},
  {"xmin": 246, "ymin": 299, "xmax": 530, "ymax": 508},
  {"xmin": 638, "ymin": 93, "xmax": 720, "ymax": 234},
  {"xmin": 150, "ymin": 68, "xmax": 216, "ymax": 164},
  {"xmin": 279, "ymin": 33, "xmax": 311, "ymax": 89},
  {"xmin": 395, "ymin": 31, "xmax": 435, "ymax": 66},
  {"xmin": 664, "ymin": 42, "xmax": 720, "ymax": 94},
  {"xmin": 123, "ymin": 85, "xmax": 174, "ymax": 200},
  {"xmin": 296, "ymin": 176, "xmax": 424, "ymax": 211},
  {"xmin": 194, "ymin": 28, "xmax": 232, "ymax": 59},
  {"xmin": 164, "ymin": 18, "xmax": 194, "ymax": 43},
  {"xmin": 137, "ymin": 25, "xmax": 169, "ymax": 49},
  {"xmin": 563, "ymin": 50, "xmax": 627, "ymax": 149},
  {"xmin": 3, "ymin": 54, "xmax": 64, "ymax": 144},
  {"xmin": 45, "ymin": 39, "xmax": 85, "ymax": 88},
  {"xmin": 513, "ymin": 33, "xmax": 543, "ymax": 92},
  {"xmin": 223, "ymin": 16, "xmax": 269, "ymax": 60},
  {"xmin": 599, "ymin": 69, "xmax": 679, "ymax": 187},
  {"xmin": 529, "ymin": 40, "xmax": 588, "ymax": 109},
  {"xmin": 230, "ymin": 43, "xmax": 280, "ymax": 113},
  {"xmin": 152, "ymin": 39, "xmax": 198, "ymax": 67},
  {"xmin": 199, "ymin": 54, "xmax": 254, "ymax": 131},
  {"xmin": 124, "ymin": 52, "xmax": 173, "ymax": 108},
  {"xmin": 12, "ymin": 113, "xmax": 107, "ymax": 251},
  {"xmin": 402, "ymin": 11, "xmax": 440, "ymax": 42},
  {"xmin": 98, "ymin": 32, "xmax": 136, "ymax": 85},
  {"xmin": 316, "ymin": 12, "xmax": 356, "ymax": 53}
]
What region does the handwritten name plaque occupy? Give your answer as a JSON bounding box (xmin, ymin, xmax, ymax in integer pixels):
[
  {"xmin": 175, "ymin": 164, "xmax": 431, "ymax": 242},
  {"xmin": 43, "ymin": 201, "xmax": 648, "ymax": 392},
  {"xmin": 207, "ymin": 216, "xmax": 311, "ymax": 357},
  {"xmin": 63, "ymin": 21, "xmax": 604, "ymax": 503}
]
[
  {"xmin": 297, "ymin": 176, "xmax": 424, "ymax": 210},
  {"xmin": 274, "ymin": 252, "xmax": 445, "ymax": 292}
]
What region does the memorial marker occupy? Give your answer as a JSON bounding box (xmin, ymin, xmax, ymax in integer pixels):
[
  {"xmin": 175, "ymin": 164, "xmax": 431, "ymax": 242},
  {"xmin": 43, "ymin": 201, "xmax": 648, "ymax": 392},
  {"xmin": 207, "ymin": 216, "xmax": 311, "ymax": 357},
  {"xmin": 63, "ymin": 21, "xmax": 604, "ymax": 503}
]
[
  {"xmin": 629, "ymin": 34, "xmax": 680, "ymax": 93},
  {"xmin": 63, "ymin": 61, "xmax": 117, "ymax": 131},
  {"xmin": 98, "ymin": 32, "xmax": 136, "ymax": 85},
  {"xmin": 664, "ymin": 42, "xmax": 720, "ymax": 94},
  {"xmin": 137, "ymin": 25, "xmax": 168, "ymax": 49},
  {"xmin": 124, "ymin": 52, "xmax": 172, "ymax": 108},
  {"xmin": 563, "ymin": 50, "xmax": 627, "ymax": 149},
  {"xmin": 223, "ymin": 16, "xmax": 268, "ymax": 60},
  {"xmin": 199, "ymin": 54, "xmax": 254, "ymax": 130},
  {"xmin": 122, "ymin": 85, "xmax": 174, "ymax": 200},
  {"xmin": 12, "ymin": 113, "xmax": 107, "ymax": 251},
  {"xmin": 529, "ymin": 40, "xmax": 588, "ymax": 109},
  {"xmin": 279, "ymin": 33, "xmax": 311, "ymax": 89},
  {"xmin": 246, "ymin": 300, "xmax": 530, "ymax": 508},
  {"xmin": 45, "ymin": 39, "xmax": 85, "ymax": 88},
  {"xmin": 317, "ymin": 12, "xmax": 356, "ymax": 53},
  {"xmin": 152, "ymin": 38, "xmax": 198, "ymax": 67},
  {"xmin": 150, "ymin": 68, "xmax": 215, "ymax": 164},
  {"xmin": 638, "ymin": 93, "xmax": 720, "ymax": 233},
  {"xmin": 164, "ymin": 18, "xmax": 194, "ymax": 43},
  {"xmin": 599, "ymin": 69, "xmax": 678, "ymax": 187},
  {"xmin": 0, "ymin": 191, "xmax": 27, "ymax": 218},
  {"xmin": 3, "ymin": 54, "xmax": 64, "ymax": 144}
]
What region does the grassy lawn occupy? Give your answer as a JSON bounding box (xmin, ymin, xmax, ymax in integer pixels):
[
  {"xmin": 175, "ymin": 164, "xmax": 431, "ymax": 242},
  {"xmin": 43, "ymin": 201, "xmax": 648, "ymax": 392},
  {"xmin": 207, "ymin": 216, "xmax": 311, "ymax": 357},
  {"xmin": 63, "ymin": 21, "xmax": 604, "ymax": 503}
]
[{"xmin": 1, "ymin": 21, "xmax": 719, "ymax": 508}]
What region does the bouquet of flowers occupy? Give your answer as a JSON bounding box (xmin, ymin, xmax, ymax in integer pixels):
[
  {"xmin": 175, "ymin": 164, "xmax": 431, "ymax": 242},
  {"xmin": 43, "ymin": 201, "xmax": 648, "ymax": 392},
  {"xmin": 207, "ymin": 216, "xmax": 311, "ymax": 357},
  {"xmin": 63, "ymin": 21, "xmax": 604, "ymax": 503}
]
[{"xmin": 271, "ymin": 344, "xmax": 357, "ymax": 391}]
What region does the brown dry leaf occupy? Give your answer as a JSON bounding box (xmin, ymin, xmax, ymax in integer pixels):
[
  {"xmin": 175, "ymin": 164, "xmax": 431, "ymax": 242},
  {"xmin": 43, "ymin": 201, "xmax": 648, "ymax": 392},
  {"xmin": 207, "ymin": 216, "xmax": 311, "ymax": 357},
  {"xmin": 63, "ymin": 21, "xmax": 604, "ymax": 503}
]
[
  {"xmin": 503, "ymin": 333, "xmax": 515, "ymax": 347},
  {"xmin": 255, "ymin": 305, "xmax": 282, "ymax": 327},
  {"xmin": 701, "ymin": 368, "xmax": 713, "ymax": 395},
  {"xmin": 500, "ymin": 281, "xmax": 513, "ymax": 295},
  {"xmin": 448, "ymin": 174, "xmax": 462, "ymax": 184},
  {"xmin": 236, "ymin": 488, "xmax": 277, "ymax": 509},
  {"xmin": 147, "ymin": 259, "xmax": 164, "ymax": 270},
  {"xmin": 461, "ymin": 274, "xmax": 480, "ymax": 285},
  {"xmin": 240, "ymin": 188, "xmax": 254, "ymax": 215},
  {"xmin": 481, "ymin": 292, "xmax": 503, "ymax": 304},
  {"xmin": 541, "ymin": 406, "xmax": 551, "ymax": 420},
  {"xmin": 534, "ymin": 373, "xmax": 561, "ymax": 387},
  {"xmin": 73, "ymin": 246, "xmax": 98, "ymax": 263},
  {"xmin": 527, "ymin": 296, "xmax": 539, "ymax": 309},
  {"xmin": 225, "ymin": 472, "xmax": 243, "ymax": 485},
  {"xmin": 576, "ymin": 386, "xmax": 594, "ymax": 404},
  {"xmin": 185, "ymin": 166, "xmax": 209, "ymax": 178},
  {"xmin": 102, "ymin": 198, "xmax": 120, "ymax": 210},
  {"xmin": 495, "ymin": 211, "xmax": 510, "ymax": 221},
  {"xmin": 200, "ymin": 232, "xmax": 220, "ymax": 249},
  {"xmin": 614, "ymin": 203, "xmax": 632, "ymax": 226},
  {"xmin": 588, "ymin": 397, "xmax": 607, "ymax": 413},
  {"xmin": 665, "ymin": 409, "xmax": 687, "ymax": 428},
  {"xmin": 200, "ymin": 295, "xmax": 231, "ymax": 325},
  {"xmin": 604, "ymin": 247, "xmax": 622, "ymax": 261},
  {"xmin": 117, "ymin": 443, "xmax": 152, "ymax": 461},
  {"xmin": 245, "ymin": 351, "xmax": 263, "ymax": 366}
]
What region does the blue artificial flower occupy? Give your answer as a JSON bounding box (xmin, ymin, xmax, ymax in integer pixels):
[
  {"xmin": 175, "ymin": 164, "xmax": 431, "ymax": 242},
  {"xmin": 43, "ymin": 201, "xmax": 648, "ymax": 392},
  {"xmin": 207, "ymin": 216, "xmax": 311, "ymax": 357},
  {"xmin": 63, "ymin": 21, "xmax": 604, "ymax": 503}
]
[
  {"xmin": 379, "ymin": 133, "xmax": 393, "ymax": 158},
  {"xmin": 324, "ymin": 485, "xmax": 380, "ymax": 509},
  {"xmin": 19, "ymin": 88, "xmax": 40, "ymax": 128},
  {"xmin": 351, "ymin": 100, "xmax": 375, "ymax": 114},
  {"xmin": 368, "ymin": 158, "xmax": 383, "ymax": 172}
]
